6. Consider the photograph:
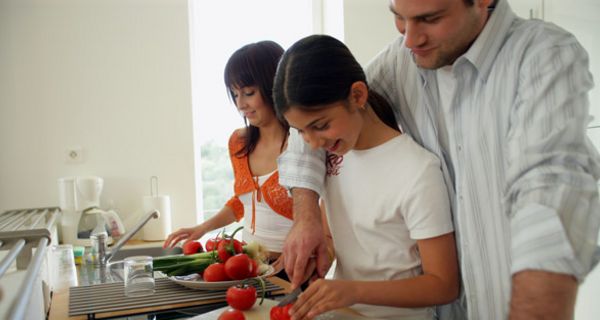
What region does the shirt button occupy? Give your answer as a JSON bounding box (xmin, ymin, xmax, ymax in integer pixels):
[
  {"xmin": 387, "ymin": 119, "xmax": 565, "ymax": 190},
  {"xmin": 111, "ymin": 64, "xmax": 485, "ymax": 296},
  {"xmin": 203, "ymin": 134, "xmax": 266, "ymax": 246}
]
[{"xmin": 457, "ymin": 145, "xmax": 462, "ymax": 152}]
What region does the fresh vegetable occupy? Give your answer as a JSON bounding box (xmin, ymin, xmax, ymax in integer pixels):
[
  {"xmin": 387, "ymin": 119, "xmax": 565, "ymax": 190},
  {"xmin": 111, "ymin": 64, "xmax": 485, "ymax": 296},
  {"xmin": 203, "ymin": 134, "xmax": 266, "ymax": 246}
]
[
  {"xmin": 225, "ymin": 254, "xmax": 253, "ymax": 280},
  {"xmin": 249, "ymin": 259, "xmax": 258, "ymax": 277},
  {"xmin": 153, "ymin": 229, "xmax": 267, "ymax": 277},
  {"xmin": 218, "ymin": 239, "xmax": 243, "ymax": 262},
  {"xmin": 205, "ymin": 237, "xmax": 221, "ymax": 252},
  {"xmin": 153, "ymin": 251, "xmax": 217, "ymax": 277},
  {"xmin": 182, "ymin": 241, "xmax": 203, "ymax": 255},
  {"xmin": 270, "ymin": 304, "xmax": 292, "ymax": 320},
  {"xmin": 226, "ymin": 278, "xmax": 266, "ymax": 311},
  {"xmin": 218, "ymin": 226, "xmax": 245, "ymax": 263},
  {"xmin": 203, "ymin": 262, "xmax": 230, "ymax": 282},
  {"xmin": 218, "ymin": 308, "xmax": 245, "ymax": 320}
]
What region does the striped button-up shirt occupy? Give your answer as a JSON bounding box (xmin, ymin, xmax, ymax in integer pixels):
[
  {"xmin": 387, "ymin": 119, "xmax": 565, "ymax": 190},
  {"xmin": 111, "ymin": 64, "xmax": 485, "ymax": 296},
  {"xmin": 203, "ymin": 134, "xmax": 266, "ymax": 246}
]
[{"xmin": 278, "ymin": 0, "xmax": 600, "ymax": 319}]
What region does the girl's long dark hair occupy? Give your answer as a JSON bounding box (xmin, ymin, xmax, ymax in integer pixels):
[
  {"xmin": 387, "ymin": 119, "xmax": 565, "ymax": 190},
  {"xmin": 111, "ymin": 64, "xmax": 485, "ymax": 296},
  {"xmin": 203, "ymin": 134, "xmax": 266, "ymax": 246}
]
[
  {"xmin": 273, "ymin": 34, "xmax": 399, "ymax": 132},
  {"xmin": 224, "ymin": 41, "xmax": 288, "ymax": 157}
]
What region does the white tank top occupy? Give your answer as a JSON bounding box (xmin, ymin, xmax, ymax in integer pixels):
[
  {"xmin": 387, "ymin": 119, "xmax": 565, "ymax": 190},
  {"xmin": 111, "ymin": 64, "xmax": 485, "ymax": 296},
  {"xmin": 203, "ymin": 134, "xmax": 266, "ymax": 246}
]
[{"xmin": 237, "ymin": 171, "xmax": 293, "ymax": 253}]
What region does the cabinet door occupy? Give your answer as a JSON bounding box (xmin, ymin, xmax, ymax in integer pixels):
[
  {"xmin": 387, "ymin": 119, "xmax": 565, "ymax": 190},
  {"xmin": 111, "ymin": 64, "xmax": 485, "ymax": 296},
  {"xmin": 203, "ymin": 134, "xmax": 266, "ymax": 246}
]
[{"xmin": 508, "ymin": 0, "xmax": 546, "ymax": 19}]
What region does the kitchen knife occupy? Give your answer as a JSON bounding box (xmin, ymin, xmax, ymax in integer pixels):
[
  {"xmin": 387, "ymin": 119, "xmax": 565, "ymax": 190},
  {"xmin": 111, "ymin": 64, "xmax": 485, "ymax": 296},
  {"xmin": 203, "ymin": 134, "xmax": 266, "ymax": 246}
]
[
  {"xmin": 277, "ymin": 286, "xmax": 302, "ymax": 306},
  {"xmin": 277, "ymin": 255, "xmax": 316, "ymax": 306}
]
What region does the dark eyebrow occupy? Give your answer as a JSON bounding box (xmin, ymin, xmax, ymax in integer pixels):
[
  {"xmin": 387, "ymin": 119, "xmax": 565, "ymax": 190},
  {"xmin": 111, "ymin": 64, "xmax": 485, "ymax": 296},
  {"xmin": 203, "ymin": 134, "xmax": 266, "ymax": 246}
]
[
  {"xmin": 414, "ymin": 9, "xmax": 445, "ymax": 20},
  {"xmin": 388, "ymin": 5, "xmax": 445, "ymax": 20},
  {"xmin": 292, "ymin": 116, "xmax": 327, "ymax": 132},
  {"xmin": 305, "ymin": 117, "xmax": 327, "ymax": 130}
]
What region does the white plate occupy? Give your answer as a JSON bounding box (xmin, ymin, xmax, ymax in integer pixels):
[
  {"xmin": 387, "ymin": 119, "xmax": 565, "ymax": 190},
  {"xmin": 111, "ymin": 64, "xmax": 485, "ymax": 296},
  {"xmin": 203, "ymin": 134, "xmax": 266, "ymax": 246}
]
[{"xmin": 169, "ymin": 265, "xmax": 276, "ymax": 290}]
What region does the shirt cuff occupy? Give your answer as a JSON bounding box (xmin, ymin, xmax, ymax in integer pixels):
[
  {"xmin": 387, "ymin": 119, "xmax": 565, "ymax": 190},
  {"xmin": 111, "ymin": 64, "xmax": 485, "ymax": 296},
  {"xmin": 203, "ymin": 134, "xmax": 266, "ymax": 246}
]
[
  {"xmin": 277, "ymin": 149, "xmax": 326, "ymax": 197},
  {"xmin": 277, "ymin": 128, "xmax": 327, "ymax": 197},
  {"xmin": 511, "ymin": 203, "xmax": 588, "ymax": 281},
  {"xmin": 410, "ymin": 224, "xmax": 454, "ymax": 240}
]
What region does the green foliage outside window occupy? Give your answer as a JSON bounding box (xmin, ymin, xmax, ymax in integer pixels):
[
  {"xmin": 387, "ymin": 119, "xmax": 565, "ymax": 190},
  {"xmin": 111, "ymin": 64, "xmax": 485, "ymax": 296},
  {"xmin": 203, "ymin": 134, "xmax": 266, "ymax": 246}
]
[{"xmin": 200, "ymin": 140, "xmax": 234, "ymax": 221}]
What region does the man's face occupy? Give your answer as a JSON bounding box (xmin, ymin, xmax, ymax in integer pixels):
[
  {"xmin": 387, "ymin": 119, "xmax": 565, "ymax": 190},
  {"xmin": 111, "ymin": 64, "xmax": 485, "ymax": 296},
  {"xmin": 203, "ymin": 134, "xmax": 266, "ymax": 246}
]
[{"xmin": 390, "ymin": 0, "xmax": 491, "ymax": 69}]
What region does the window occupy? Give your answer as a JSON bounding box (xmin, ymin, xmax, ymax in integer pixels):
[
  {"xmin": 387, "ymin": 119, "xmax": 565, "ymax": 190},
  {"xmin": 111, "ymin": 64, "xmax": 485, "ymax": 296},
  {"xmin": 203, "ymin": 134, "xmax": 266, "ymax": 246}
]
[{"xmin": 188, "ymin": 1, "xmax": 316, "ymax": 230}]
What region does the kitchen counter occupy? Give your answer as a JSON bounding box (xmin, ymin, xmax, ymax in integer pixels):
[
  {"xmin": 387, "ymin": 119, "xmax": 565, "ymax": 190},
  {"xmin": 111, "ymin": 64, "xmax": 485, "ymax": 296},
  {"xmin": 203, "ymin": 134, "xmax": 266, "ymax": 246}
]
[
  {"xmin": 47, "ymin": 241, "xmax": 371, "ymax": 319},
  {"xmin": 48, "ymin": 276, "xmax": 291, "ymax": 320},
  {"xmin": 48, "ymin": 240, "xmax": 290, "ymax": 319}
]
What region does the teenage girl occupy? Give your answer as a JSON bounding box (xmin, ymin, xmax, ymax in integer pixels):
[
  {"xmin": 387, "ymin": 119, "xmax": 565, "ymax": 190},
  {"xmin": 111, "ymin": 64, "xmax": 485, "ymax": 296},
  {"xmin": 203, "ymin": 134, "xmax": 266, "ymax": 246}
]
[
  {"xmin": 273, "ymin": 34, "xmax": 459, "ymax": 320},
  {"xmin": 164, "ymin": 41, "xmax": 292, "ymax": 266}
]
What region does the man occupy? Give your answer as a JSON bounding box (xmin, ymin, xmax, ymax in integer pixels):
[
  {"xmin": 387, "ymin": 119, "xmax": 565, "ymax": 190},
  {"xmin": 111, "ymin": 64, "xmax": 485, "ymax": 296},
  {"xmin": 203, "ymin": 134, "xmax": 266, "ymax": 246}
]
[{"xmin": 278, "ymin": 0, "xmax": 600, "ymax": 319}]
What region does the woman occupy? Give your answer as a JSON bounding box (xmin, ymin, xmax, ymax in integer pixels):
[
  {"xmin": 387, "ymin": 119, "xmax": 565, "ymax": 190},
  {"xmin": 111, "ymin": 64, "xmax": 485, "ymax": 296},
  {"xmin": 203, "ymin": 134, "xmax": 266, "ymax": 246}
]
[{"xmin": 164, "ymin": 41, "xmax": 292, "ymax": 267}]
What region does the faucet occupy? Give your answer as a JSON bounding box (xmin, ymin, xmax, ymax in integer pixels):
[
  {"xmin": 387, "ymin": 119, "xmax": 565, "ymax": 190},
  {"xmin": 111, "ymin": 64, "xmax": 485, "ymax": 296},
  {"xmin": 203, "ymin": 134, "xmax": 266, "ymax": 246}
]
[{"xmin": 93, "ymin": 210, "xmax": 160, "ymax": 266}]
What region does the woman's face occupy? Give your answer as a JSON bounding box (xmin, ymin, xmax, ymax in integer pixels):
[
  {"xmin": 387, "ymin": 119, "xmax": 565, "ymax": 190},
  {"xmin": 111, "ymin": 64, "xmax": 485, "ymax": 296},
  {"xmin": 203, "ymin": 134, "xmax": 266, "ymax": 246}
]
[
  {"xmin": 284, "ymin": 101, "xmax": 363, "ymax": 156},
  {"xmin": 231, "ymin": 85, "xmax": 276, "ymax": 127}
]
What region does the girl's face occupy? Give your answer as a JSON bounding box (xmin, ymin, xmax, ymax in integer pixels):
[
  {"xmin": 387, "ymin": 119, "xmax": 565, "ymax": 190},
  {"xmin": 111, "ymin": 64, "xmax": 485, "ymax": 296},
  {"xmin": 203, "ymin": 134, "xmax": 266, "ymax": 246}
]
[
  {"xmin": 231, "ymin": 85, "xmax": 276, "ymax": 127},
  {"xmin": 284, "ymin": 101, "xmax": 364, "ymax": 156}
]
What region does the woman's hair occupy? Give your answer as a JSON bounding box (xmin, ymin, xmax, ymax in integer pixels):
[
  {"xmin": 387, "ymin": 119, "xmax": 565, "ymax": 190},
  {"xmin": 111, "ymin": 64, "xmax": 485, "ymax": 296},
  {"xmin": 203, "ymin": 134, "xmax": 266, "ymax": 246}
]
[
  {"xmin": 224, "ymin": 40, "xmax": 287, "ymax": 157},
  {"xmin": 273, "ymin": 34, "xmax": 399, "ymax": 132}
]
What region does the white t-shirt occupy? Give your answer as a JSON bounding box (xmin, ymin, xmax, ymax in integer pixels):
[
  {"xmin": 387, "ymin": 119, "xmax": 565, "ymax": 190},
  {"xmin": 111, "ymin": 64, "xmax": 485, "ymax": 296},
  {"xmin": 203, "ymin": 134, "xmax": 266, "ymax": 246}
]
[
  {"xmin": 238, "ymin": 172, "xmax": 293, "ymax": 253},
  {"xmin": 324, "ymin": 134, "xmax": 454, "ymax": 320}
]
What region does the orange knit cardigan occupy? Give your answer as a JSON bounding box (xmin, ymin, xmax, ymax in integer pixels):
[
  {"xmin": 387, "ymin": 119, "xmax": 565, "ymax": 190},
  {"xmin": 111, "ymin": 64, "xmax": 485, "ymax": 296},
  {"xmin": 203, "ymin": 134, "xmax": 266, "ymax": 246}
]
[{"xmin": 225, "ymin": 130, "xmax": 293, "ymax": 233}]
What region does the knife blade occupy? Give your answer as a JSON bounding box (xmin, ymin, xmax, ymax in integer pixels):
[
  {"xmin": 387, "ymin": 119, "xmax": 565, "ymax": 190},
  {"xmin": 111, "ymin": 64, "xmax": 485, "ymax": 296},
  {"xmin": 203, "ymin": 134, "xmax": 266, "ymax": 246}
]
[
  {"xmin": 277, "ymin": 286, "xmax": 302, "ymax": 306},
  {"xmin": 277, "ymin": 255, "xmax": 317, "ymax": 306}
]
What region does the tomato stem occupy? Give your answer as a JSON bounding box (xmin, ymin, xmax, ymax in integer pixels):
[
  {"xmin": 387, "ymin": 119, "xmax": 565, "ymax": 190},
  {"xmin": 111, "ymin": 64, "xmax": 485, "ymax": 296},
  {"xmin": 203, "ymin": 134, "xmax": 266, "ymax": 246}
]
[
  {"xmin": 241, "ymin": 276, "xmax": 266, "ymax": 306},
  {"xmin": 227, "ymin": 226, "xmax": 244, "ymax": 254}
]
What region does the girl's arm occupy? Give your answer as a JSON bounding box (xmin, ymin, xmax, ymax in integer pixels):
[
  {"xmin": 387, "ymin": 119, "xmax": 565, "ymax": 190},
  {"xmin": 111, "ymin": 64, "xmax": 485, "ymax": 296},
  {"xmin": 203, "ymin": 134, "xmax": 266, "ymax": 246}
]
[
  {"xmin": 290, "ymin": 232, "xmax": 459, "ymax": 319},
  {"xmin": 354, "ymin": 232, "xmax": 459, "ymax": 306}
]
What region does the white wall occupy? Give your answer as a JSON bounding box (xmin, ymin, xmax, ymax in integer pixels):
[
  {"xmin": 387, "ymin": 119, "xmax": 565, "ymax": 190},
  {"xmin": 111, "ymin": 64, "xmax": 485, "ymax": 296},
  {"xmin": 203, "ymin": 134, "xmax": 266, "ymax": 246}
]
[
  {"xmin": 0, "ymin": 0, "xmax": 197, "ymax": 234},
  {"xmin": 343, "ymin": 0, "xmax": 399, "ymax": 67}
]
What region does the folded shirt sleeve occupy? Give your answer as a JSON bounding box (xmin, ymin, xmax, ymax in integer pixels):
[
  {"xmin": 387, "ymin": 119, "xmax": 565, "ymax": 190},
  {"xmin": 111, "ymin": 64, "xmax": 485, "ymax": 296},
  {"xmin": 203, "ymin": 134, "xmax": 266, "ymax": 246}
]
[
  {"xmin": 506, "ymin": 40, "xmax": 600, "ymax": 282},
  {"xmin": 277, "ymin": 129, "xmax": 327, "ymax": 197},
  {"xmin": 510, "ymin": 203, "xmax": 598, "ymax": 281}
]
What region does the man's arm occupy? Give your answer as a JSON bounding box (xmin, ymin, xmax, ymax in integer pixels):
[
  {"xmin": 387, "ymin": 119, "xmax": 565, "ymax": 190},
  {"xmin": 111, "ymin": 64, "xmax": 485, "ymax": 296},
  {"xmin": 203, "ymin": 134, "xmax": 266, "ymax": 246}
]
[
  {"xmin": 283, "ymin": 188, "xmax": 329, "ymax": 289},
  {"xmin": 510, "ymin": 270, "xmax": 577, "ymax": 320},
  {"xmin": 506, "ymin": 33, "xmax": 600, "ymax": 318},
  {"xmin": 278, "ymin": 129, "xmax": 328, "ymax": 289}
]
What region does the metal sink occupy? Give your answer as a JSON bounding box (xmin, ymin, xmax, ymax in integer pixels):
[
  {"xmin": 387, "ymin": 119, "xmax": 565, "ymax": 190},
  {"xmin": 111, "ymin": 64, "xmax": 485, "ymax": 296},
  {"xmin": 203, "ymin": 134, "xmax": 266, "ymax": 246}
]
[
  {"xmin": 77, "ymin": 245, "xmax": 182, "ymax": 286},
  {"xmin": 109, "ymin": 245, "xmax": 182, "ymax": 261}
]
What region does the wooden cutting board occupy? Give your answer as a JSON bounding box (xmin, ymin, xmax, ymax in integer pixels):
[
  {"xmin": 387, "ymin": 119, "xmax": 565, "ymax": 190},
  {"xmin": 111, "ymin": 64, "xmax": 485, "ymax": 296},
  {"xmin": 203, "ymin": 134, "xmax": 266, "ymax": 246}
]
[{"xmin": 193, "ymin": 298, "xmax": 370, "ymax": 320}]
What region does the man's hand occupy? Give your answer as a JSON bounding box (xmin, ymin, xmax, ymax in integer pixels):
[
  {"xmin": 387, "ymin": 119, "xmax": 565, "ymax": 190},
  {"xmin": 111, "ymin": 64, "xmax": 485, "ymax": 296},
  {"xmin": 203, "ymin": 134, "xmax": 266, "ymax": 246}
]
[
  {"xmin": 284, "ymin": 188, "xmax": 329, "ymax": 289},
  {"xmin": 510, "ymin": 270, "xmax": 577, "ymax": 320}
]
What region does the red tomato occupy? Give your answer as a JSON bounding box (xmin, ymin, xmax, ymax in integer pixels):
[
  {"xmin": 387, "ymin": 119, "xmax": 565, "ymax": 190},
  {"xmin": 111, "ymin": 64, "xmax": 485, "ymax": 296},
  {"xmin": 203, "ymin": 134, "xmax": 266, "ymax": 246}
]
[
  {"xmin": 218, "ymin": 308, "xmax": 245, "ymax": 320},
  {"xmin": 205, "ymin": 237, "xmax": 221, "ymax": 252},
  {"xmin": 270, "ymin": 304, "xmax": 292, "ymax": 320},
  {"xmin": 226, "ymin": 284, "xmax": 257, "ymax": 310},
  {"xmin": 203, "ymin": 263, "xmax": 230, "ymax": 282},
  {"xmin": 249, "ymin": 259, "xmax": 258, "ymax": 277},
  {"xmin": 217, "ymin": 239, "xmax": 244, "ymax": 263},
  {"xmin": 224, "ymin": 254, "xmax": 253, "ymax": 280},
  {"xmin": 233, "ymin": 239, "xmax": 243, "ymax": 252},
  {"xmin": 182, "ymin": 241, "xmax": 203, "ymax": 255}
]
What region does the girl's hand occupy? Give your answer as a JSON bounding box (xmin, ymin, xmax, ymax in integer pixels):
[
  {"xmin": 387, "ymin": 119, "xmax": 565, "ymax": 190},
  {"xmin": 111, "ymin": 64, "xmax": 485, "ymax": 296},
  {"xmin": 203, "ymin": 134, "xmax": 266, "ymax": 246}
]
[
  {"xmin": 162, "ymin": 226, "xmax": 205, "ymax": 248},
  {"xmin": 290, "ymin": 279, "xmax": 357, "ymax": 320}
]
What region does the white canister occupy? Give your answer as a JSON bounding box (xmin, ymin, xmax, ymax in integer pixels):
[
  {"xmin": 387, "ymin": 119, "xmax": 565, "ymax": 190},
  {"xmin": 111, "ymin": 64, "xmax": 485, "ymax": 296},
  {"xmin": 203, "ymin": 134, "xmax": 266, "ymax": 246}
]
[{"xmin": 141, "ymin": 195, "xmax": 172, "ymax": 241}]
